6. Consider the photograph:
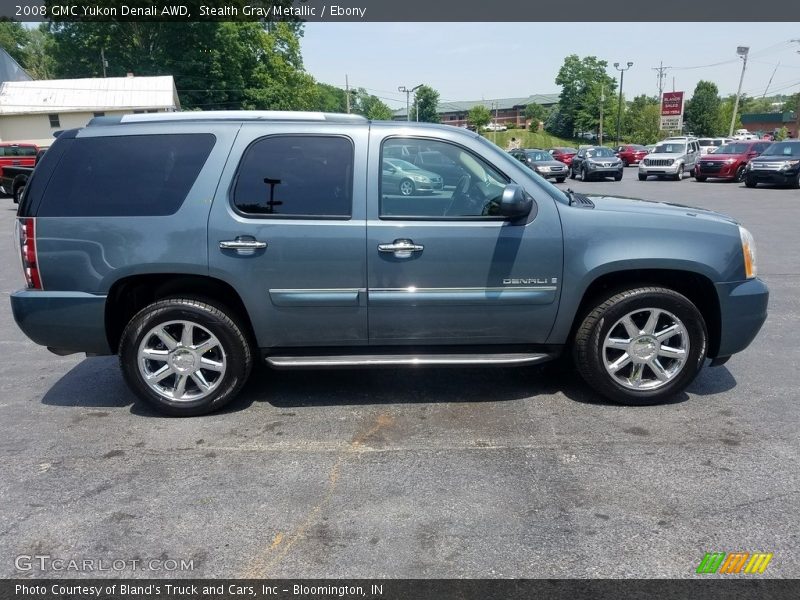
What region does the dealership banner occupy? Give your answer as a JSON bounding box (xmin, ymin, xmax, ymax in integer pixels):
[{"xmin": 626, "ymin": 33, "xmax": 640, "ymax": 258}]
[
  {"xmin": 3, "ymin": 579, "xmax": 800, "ymax": 600},
  {"xmin": 5, "ymin": 0, "xmax": 800, "ymax": 21},
  {"xmin": 660, "ymin": 91, "xmax": 685, "ymax": 132}
]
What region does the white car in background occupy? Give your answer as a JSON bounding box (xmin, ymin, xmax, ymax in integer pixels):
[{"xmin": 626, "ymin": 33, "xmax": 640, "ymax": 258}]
[{"xmin": 483, "ymin": 123, "xmax": 508, "ymax": 132}]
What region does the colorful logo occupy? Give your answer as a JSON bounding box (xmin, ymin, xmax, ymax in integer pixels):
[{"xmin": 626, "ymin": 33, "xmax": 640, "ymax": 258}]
[{"xmin": 696, "ymin": 552, "xmax": 773, "ymax": 574}]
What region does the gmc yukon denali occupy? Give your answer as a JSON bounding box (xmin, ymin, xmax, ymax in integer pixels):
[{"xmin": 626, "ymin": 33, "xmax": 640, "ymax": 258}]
[{"xmin": 11, "ymin": 112, "xmax": 768, "ymax": 416}]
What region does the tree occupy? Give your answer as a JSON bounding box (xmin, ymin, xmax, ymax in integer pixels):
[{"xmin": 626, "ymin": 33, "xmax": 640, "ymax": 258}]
[
  {"xmin": 623, "ymin": 95, "xmax": 661, "ymax": 144},
  {"xmin": 0, "ymin": 21, "xmax": 30, "ymax": 66},
  {"xmin": 554, "ymin": 55, "xmax": 617, "ymax": 138},
  {"xmin": 411, "ymin": 85, "xmax": 440, "ymax": 123},
  {"xmin": 351, "ymin": 88, "xmax": 393, "ymax": 120},
  {"xmin": 467, "ymin": 104, "xmax": 491, "ymax": 130},
  {"xmin": 685, "ymin": 81, "xmax": 721, "ymax": 137},
  {"xmin": 313, "ymin": 83, "xmax": 348, "ymax": 113},
  {"xmin": 45, "ymin": 19, "xmax": 316, "ymax": 111},
  {"xmin": 524, "ymin": 103, "xmax": 549, "ymax": 130}
]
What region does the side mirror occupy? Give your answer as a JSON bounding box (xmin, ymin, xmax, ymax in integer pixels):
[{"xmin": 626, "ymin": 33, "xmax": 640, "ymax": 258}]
[{"xmin": 499, "ymin": 184, "xmax": 533, "ymax": 220}]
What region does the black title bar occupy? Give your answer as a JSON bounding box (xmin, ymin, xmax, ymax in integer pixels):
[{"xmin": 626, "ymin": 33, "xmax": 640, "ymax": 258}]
[{"xmin": 4, "ymin": 0, "xmax": 800, "ymax": 22}]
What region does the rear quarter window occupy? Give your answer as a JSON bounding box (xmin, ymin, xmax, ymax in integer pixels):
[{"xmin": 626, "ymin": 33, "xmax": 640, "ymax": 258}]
[{"xmin": 36, "ymin": 134, "xmax": 215, "ymax": 217}]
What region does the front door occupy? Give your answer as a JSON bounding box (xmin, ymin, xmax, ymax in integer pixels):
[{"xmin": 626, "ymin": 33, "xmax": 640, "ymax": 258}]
[{"xmin": 367, "ymin": 135, "xmax": 563, "ymax": 345}]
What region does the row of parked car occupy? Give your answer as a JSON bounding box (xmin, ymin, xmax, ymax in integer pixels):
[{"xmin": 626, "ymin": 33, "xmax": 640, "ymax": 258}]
[{"xmin": 514, "ymin": 138, "xmax": 800, "ymax": 188}]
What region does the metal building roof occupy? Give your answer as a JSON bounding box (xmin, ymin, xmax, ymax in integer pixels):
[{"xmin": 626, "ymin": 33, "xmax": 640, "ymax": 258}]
[{"xmin": 0, "ymin": 75, "xmax": 180, "ymax": 115}]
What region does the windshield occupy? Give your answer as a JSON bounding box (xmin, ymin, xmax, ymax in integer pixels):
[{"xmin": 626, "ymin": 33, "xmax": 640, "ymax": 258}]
[
  {"xmin": 554, "ymin": 147, "xmax": 577, "ymax": 154},
  {"xmin": 698, "ymin": 139, "xmax": 714, "ymax": 147},
  {"xmin": 587, "ymin": 147, "xmax": 615, "ymax": 158},
  {"xmin": 762, "ymin": 142, "xmax": 800, "ymax": 157},
  {"xmin": 653, "ymin": 143, "xmax": 686, "ymax": 154},
  {"xmin": 526, "ymin": 151, "xmax": 551, "ymax": 161},
  {"xmin": 715, "ymin": 143, "xmax": 749, "ymax": 155},
  {"xmin": 386, "ymin": 158, "xmax": 418, "ymax": 171},
  {"xmin": 712, "ymin": 139, "xmax": 727, "ymax": 146}
]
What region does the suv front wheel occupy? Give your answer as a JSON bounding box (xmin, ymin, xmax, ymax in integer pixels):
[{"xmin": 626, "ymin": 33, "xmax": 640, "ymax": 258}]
[
  {"xmin": 119, "ymin": 298, "xmax": 253, "ymax": 416},
  {"xmin": 573, "ymin": 287, "xmax": 707, "ymax": 405}
]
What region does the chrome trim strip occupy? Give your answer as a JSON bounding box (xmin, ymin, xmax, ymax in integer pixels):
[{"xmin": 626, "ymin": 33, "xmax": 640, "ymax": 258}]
[
  {"xmin": 267, "ymin": 353, "xmax": 552, "ymax": 369},
  {"xmin": 269, "ymin": 288, "xmax": 362, "ymax": 307},
  {"xmin": 371, "ymin": 286, "xmax": 557, "ymax": 292},
  {"xmin": 368, "ymin": 286, "xmax": 558, "ymax": 307}
]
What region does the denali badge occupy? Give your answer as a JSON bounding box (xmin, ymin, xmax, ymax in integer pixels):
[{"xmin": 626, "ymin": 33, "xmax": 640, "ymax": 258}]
[{"xmin": 503, "ymin": 278, "xmax": 557, "ymax": 285}]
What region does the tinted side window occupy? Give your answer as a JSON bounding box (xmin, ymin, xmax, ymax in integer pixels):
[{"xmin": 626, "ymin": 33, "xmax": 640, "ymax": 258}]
[
  {"xmin": 233, "ymin": 136, "xmax": 353, "ymax": 218},
  {"xmin": 38, "ymin": 134, "xmax": 215, "ymax": 217}
]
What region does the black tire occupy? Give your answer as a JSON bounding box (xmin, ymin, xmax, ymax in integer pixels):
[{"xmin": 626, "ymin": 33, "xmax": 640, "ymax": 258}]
[
  {"xmin": 573, "ymin": 287, "xmax": 708, "ymax": 406},
  {"xmin": 638, "ymin": 173, "xmax": 647, "ymax": 181},
  {"xmin": 569, "ymin": 166, "xmax": 576, "ymax": 179},
  {"xmin": 745, "ymin": 176, "xmax": 757, "ymax": 188},
  {"xmin": 695, "ymin": 175, "xmax": 707, "ymax": 182},
  {"xmin": 556, "ymin": 177, "xmax": 566, "ymax": 184},
  {"xmin": 13, "ymin": 183, "xmax": 25, "ymax": 204},
  {"xmin": 689, "ymin": 167, "xmax": 696, "ymax": 178},
  {"xmin": 582, "ymin": 165, "xmax": 590, "ymax": 181},
  {"xmin": 622, "ymin": 159, "xmax": 629, "ymax": 167},
  {"xmin": 119, "ymin": 298, "xmax": 253, "ymax": 416},
  {"xmin": 792, "ymin": 172, "xmax": 800, "ymax": 190},
  {"xmin": 614, "ymin": 171, "xmax": 623, "ymax": 182},
  {"xmin": 673, "ymin": 164, "xmax": 684, "ymax": 181},
  {"xmin": 399, "ymin": 178, "xmax": 415, "ymax": 196},
  {"xmin": 734, "ymin": 165, "xmax": 746, "ymax": 183}
]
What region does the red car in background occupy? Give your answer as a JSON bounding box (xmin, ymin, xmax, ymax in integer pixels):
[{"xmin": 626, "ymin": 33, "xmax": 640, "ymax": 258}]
[
  {"xmin": 614, "ymin": 144, "xmax": 648, "ymax": 166},
  {"xmin": 694, "ymin": 140, "xmax": 771, "ymax": 182},
  {"xmin": 0, "ymin": 142, "xmax": 39, "ymax": 171},
  {"xmin": 550, "ymin": 147, "xmax": 578, "ymax": 166}
]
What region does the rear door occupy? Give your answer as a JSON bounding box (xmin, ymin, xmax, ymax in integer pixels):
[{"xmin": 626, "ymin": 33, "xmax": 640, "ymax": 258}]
[
  {"xmin": 366, "ymin": 133, "xmax": 563, "ymax": 345},
  {"xmin": 208, "ymin": 123, "xmax": 368, "ymax": 349}
]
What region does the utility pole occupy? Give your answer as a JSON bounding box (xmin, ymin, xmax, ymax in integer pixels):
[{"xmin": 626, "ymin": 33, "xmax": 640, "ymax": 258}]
[
  {"xmin": 599, "ymin": 84, "xmax": 604, "ymax": 146},
  {"xmin": 101, "ymin": 48, "xmax": 107, "ymax": 78},
  {"xmin": 398, "ymin": 84, "xmax": 422, "ymax": 122},
  {"xmin": 652, "ymin": 61, "xmax": 672, "ymax": 99},
  {"xmin": 345, "ymin": 74, "xmax": 350, "ymax": 113},
  {"xmin": 614, "ymin": 61, "xmax": 633, "ymax": 145},
  {"xmin": 729, "ymin": 46, "xmax": 750, "ymax": 137}
]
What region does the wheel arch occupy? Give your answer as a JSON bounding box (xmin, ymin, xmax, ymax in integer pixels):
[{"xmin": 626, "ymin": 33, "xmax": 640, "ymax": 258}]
[
  {"xmin": 561, "ymin": 268, "xmax": 722, "ymax": 359},
  {"xmin": 105, "ymin": 273, "xmax": 256, "ymax": 354}
]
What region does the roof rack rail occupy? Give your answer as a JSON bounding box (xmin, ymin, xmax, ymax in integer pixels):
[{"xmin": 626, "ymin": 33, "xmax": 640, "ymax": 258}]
[{"xmin": 86, "ymin": 111, "xmax": 368, "ymax": 127}]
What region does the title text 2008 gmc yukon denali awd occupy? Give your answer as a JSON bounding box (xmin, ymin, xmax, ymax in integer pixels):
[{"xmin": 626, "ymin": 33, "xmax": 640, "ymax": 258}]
[{"xmin": 11, "ymin": 112, "xmax": 768, "ymax": 416}]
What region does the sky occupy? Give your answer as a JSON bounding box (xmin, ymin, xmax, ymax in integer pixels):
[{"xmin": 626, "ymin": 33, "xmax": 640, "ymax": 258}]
[{"xmin": 301, "ymin": 23, "xmax": 800, "ymax": 108}]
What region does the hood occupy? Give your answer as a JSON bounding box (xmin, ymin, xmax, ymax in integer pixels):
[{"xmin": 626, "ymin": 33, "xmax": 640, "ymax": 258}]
[
  {"xmin": 699, "ymin": 153, "xmax": 742, "ymax": 160},
  {"xmin": 585, "ymin": 194, "xmax": 738, "ymax": 225},
  {"xmin": 532, "ymin": 160, "xmax": 568, "ymax": 168}
]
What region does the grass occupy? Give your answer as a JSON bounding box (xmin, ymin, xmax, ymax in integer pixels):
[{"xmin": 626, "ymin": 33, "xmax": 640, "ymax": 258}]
[{"xmin": 480, "ymin": 129, "xmax": 583, "ymax": 151}]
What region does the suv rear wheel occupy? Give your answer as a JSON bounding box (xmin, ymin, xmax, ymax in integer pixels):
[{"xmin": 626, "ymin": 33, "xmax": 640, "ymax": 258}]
[
  {"xmin": 573, "ymin": 287, "xmax": 707, "ymax": 405},
  {"xmin": 119, "ymin": 298, "xmax": 253, "ymax": 416}
]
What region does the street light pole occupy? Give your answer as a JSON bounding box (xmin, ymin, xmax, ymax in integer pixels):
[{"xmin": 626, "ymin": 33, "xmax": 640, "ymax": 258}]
[
  {"xmin": 728, "ymin": 46, "xmax": 749, "ymax": 137},
  {"xmin": 613, "ymin": 61, "xmax": 633, "ymax": 146},
  {"xmin": 398, "ymin": 84, "xmax": 423, "ymax": 122}
]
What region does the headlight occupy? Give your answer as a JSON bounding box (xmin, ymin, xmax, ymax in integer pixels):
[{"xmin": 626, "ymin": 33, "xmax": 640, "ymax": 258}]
[
  {"xmin": 780, "ymin": 160, "xmax": 800, "ymax": 170},
  {"xmin": 667, "ymin": 159, "xmax": 675, "ymax": 165},
  {"xmin": 411, "ymin": 175, "xmax": 430, "ymax": 183},
  {"xmin": 538, "ymin": 166, "xmax": 550, "ymax": 172},
  {"xmin": 739, "ymin": 226, "xmax": 757, "ymax": 279},
  {"xmin": 746, "ymin": 162, "xmax": 753, "ymax": 170},
  {"xmin": 725, "ymin": 158, "xmax": 736, "ymax": 164}
]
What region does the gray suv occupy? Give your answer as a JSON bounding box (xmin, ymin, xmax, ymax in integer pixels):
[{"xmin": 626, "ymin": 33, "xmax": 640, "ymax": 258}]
[
  {"xmin": 11, "ymin": 112, "xmax": 768, "ymax": 416},
  {"xmin": 639, "ymin": 138, "xmax": 701, "ymax": 180}
]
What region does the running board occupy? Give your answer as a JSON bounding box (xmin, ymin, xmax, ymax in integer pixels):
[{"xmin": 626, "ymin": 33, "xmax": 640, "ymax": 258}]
[{"xmin": 266, "ymin": 352, "xmax": 554, "ymax": 369}]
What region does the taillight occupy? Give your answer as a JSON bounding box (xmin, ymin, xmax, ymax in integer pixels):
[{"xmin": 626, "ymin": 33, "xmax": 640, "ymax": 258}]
[{"xmin": 18, "ymin": 217, "xmax": 43, "ymax": 290}]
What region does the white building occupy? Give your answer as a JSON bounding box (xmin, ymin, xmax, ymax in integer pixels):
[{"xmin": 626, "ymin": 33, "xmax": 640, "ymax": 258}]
[{"xmin": 0, "ymin": 75, "xmax": 180, "ymax": 147}]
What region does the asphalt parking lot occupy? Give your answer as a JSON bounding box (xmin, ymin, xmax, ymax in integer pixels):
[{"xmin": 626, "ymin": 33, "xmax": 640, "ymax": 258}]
[{"xmin": 1, "ymin": 171, "xmax": 798, "ymax": 579}]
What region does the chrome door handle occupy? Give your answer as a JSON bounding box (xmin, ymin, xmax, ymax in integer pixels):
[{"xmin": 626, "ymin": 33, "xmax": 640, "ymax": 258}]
[
  {"xmin": 219, "ymin": 240, "xmax": 268, "ymax": 250},
  {"xmin": 378, "ymin": 239, "xmax": 424, "ymax": 258}
]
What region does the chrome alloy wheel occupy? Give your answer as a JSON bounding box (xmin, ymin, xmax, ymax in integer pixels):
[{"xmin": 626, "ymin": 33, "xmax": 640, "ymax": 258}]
[
  {"xmin": 137, "ymin": 320, "xmax": 227, "ymax": 402},
  {"xmin": 602, "ymin": 308, "xmax": 689, "ymax": 390}
]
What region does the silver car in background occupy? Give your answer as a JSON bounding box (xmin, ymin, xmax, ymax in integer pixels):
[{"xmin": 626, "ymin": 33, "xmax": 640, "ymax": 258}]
[{"xmin": 638, "ymin": 138, "xmax": 701, "ymax": 181}]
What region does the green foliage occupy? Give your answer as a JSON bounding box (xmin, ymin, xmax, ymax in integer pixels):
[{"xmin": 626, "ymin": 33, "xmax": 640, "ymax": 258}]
[
  {"xmin": 44, "ymin": 20, "xmax": 316, "ymax": 110},
  {"xmin": 524, "ymin": 102, "xmax": 549, "ymax": 129},
  {"xmin": 482, "ymin": 129, "xmax": 578, "ymax": 150},
  {"xmin": 411, "ymin": 85, "xmax": 440, "ymax": 123},
  {"xmin": 313, "ymin": 82, "xmax": 347, "ymax": 113},
  {"xmin": 685, "ymin": 80, "xmax": 722, "ymax": 137},
  {"xmin": 0, "ymin": 20, "xmax": 55, "ymax": 78},
  {"xmin": 775, "ymin": 126, "xmax": 788, "ymax": 141},
  {"xmin": 351, "ymin": 88, "xmax": 393, "ymax": 120},
  {"xmin": 717, "ymin": 96, "xmax": 742, "ymax": 136},
  {"xmin": 467, "ymin": 104, "xmax": 492, "ymax": 130},
  {"xmin": 554, "ymin": 55, "xmax": 617, "ymax": 138},
  {"xmin": 623, "ymin": 95, "xmax": 661, "ymax": 144},
  {"xmin": 0, "ymin": 20, "xmax": 29, "ymax": 65}
]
